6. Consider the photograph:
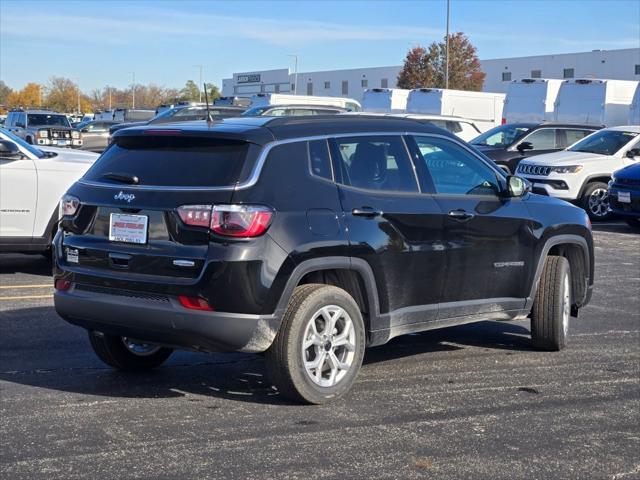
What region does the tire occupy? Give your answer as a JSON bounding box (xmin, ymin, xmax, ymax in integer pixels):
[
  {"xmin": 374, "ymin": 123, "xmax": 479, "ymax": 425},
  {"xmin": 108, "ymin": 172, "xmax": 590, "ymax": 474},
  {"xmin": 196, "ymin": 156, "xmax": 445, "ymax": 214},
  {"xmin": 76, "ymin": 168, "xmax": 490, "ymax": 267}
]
[
  {"xmin": 88, "ymin": 331, "xmax": 173, "ymax": 371},
  {"xmin": 625, "ymin": 217, "xmax": 640, "ymax": 229},
  {"xmin": 266, "ymin": 284, "xmax": 366, "ymax": 404},
  {"xmin": 580, "ymin": 182, "xmax": 611, "ymax": 221},
  {"xmin": 530, "ymin": 256, "xmax": 571, "ymax": 351}
]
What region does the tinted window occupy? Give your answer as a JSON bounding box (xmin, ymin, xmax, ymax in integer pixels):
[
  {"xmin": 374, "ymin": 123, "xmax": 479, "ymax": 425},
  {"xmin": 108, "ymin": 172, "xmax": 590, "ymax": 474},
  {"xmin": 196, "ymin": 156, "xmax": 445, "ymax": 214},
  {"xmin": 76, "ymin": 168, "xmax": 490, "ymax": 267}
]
[
  {"xmin": 308, "ymin": 140, "xmax": 332, "ymax": 180},
  {"xmin": 521, "ymin": 128, "xmax": 557, "ymax": 150},
  {"xmin": 27, "ymin": 114, "xmax": 70, "ymax": 127},
  {"xmin": 332, "ymin": 136, "xmax": 418, "ymax": 193},
  {"xmin": 84, "ymin": 136, "xmax": 250, "ymax": 187},
  {"xmin": 569, "ymin": 130, "xmax": 639, "ymax": 156},
  {"xmin": 561, "ymin": 129, "xmax": 594, "ymax": 148},
  {"xmin": 414, "ymin": 136, "xmax": 501, "ymax": 196},
  {"xmin": 471, "ymin": 124, "xmax": 531, "ymax": 148}
]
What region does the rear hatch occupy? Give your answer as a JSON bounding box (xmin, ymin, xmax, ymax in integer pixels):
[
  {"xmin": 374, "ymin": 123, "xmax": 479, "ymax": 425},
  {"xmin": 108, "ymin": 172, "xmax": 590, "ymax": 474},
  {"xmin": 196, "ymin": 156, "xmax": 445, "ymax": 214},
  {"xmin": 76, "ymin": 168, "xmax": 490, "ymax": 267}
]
[{"xmin": 60, "ymin": 132, "xmax": 259, "ymax": 282}]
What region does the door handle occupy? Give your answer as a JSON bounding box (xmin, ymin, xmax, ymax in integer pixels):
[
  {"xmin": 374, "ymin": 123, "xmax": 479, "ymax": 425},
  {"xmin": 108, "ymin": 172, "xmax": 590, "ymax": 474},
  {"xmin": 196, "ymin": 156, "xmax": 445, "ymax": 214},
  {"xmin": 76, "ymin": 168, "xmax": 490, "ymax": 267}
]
[
  {"xmin": 352, "ymin": 207, "xmax": 382, "ymax": 217},
  {"xmin": 448, "ymin": 209, "xmax": 475, "ymax": 221}
]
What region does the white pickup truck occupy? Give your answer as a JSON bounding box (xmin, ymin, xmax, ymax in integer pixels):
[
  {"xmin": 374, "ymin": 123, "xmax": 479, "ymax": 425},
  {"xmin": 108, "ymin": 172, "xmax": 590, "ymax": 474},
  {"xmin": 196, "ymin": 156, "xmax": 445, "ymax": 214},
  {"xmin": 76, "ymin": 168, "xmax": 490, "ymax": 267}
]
[{"xmin": 0, "ymin": 128, "xmax": 99, "ymax": 255}]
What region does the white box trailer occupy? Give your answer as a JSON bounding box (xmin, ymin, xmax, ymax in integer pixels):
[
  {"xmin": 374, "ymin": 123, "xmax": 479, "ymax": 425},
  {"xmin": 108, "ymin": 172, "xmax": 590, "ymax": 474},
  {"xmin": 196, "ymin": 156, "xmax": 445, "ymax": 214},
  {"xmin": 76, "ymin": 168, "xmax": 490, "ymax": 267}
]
[
  {"xmin": 554, "ymin": 79, "xmax": 639, "ymax": 126},
  {"xmin": 629, "ymin": 84, "xmax": 640, "ymax": 125},
  {"xmin": 250, "ymin": 94, "xmax": 361, "ymax": 111},
  {"xmin": 361, "ymin": 88, "xmax": 410, "ymax": 113},
  {"xmin": 406, "ymin": 88, "xmax": 505, "ymax": 132},
  {"xmin": 503, "ymin": 78, "xmax": 563, "ymax": 123}
]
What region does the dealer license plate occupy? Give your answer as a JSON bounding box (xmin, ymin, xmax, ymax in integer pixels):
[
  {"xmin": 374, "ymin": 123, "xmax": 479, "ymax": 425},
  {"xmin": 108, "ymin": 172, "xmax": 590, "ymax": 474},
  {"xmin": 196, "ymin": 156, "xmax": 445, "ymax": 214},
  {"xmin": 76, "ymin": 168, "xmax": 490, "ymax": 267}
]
[{"xmin": 109, "ymin": 213, "xmax": 148, "ymax": 244}]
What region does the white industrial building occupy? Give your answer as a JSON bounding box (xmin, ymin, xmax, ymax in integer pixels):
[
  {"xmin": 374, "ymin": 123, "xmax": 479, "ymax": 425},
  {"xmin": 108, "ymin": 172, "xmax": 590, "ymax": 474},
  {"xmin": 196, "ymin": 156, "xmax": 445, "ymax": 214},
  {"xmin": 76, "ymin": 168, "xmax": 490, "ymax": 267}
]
[{"xmin": 221, "ymin": 48, "xmax": 640, "ymax": 99}]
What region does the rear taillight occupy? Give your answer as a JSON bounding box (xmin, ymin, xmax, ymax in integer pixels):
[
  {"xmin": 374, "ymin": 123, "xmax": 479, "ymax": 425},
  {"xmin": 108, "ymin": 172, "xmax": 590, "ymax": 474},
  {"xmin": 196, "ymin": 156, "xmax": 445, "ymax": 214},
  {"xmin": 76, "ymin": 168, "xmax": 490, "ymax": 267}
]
[
  {"xmin": 178, "ymin": 295, "xmax": 214, "ymax": 311},
  {"xmin": 211, "ymin": 205, "xmax": 273, "ymax": 238},
  {"xmin": 60, "ymin": 194, "xmax": 80, "ymax": 216},
  {"xmin": 55, "ymin": 279, "xmax": 72, "ymax": 291},
  {"xmin": 177, "ymin": 204, "xmax": 273, "ymax": 238},
  {"xmin": 177, "ymin": 205, "xmax": 211, "ymax": 228}
]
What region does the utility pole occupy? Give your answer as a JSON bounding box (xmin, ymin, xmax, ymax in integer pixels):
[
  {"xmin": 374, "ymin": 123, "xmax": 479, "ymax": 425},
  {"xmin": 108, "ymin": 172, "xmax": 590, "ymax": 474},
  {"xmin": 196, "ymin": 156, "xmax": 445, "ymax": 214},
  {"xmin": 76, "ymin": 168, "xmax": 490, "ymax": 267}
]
[
  {"xmin": 445, "ymin": 0, "xmax": 450, "ymax": 90},
  {"xmin": 128, "ymin": 72, "xmax": 136, "ymax": 109},
  {"xmin": 194, "ymin": 65, "xmax": 203, "ymax": 102},
  {"xmin": 288, "ymin": 54, "xmax": 298, "ymax": 95}
]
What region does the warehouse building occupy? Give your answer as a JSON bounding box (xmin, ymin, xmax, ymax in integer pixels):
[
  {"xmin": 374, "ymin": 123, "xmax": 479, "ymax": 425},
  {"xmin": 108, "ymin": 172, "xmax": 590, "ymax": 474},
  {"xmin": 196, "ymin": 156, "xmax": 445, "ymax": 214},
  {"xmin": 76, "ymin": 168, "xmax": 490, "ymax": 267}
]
[{"xmin": 221, "ymin": 47, "xmax": 640, "ymax": 99}]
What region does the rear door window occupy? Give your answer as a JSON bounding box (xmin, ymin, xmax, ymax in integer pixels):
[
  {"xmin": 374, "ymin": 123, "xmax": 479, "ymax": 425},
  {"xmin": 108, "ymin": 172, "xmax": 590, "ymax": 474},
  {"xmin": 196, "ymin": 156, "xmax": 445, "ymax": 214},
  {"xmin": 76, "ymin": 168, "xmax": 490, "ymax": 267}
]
[
  {"xmin": 330, "ymin": 135, "xmax": 418, "ymax": 193},
  {"xmin": 560, "ymin": 129, "xmax": 594, "ymax": 148},
  {"xmin": 84, "ymin": 136, "xmax": 252, "ymax": 187},
  {"xmin": 520, "ymin": 128, "xmax": 557, "ymax": 150}
]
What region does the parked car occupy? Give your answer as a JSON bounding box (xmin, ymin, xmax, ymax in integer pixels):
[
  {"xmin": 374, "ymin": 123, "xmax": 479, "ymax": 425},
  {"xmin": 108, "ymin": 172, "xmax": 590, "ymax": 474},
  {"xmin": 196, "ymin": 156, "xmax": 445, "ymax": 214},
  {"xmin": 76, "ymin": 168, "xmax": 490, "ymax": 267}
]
[
  {"xmin": 109, "ymin": 104, "xmax": 245, "ymax": 136},
  {"xmin": 608, "ymin": 163, "xmax": 640, "ymax": 228},
  {"xmin": 517, "ymin": 126, "xmax": 640, "ymax": 220},
  {"xmin": 78, "ymin": 120, "xmax": 118, "ymax": 153},
  {"xmin": 241, "ymin": 104, "xmax": 346, "ymax": 116},
  {"xmin": 470, "ymin": 122, "xmax": 600, "ymax": 174},
  {"xmin": 214, "ymin": 96, "xmax": 251, "ymax": 107},
  {"xmin": 0, "ymin": 128, "xmax": 98, "ymax": 255},
  {"xmin": 53, "ymin": 115, "xmax": 594, "ymax": 404},
  {"xmin": 5, "ymin": 109, "xmax": 82, "ymax": 148}
]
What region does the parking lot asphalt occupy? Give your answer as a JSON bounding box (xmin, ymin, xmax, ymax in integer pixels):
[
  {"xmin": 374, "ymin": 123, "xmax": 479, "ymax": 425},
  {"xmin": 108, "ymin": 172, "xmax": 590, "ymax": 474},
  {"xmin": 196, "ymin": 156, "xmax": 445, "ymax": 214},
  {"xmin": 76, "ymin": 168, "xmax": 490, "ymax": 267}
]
[{"xmin": 0, "ymin": 223, "xmax": 638, "ymax": 480}]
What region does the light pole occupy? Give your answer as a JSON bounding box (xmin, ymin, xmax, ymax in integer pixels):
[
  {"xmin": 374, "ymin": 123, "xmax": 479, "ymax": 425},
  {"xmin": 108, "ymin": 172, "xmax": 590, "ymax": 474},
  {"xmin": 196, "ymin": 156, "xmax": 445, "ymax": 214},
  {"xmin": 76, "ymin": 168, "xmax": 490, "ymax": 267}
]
[
  {"xmin": 193, "ymin": 65, "xmax": 203, "ymax": 102},
  {"xmin": 106, "ymin": 85, "xmax": 112, "ymax": 110},
  {"xmin": 128, "ymin": 72, "xmax": 136, "ymax": 109},
  {"xmin": 74, "ymin": 77, "xmax": 81, "ymax": 114},
  {"xmin": 288, "ymin": 54, "xmax": 298, "ymax": 95},
  {"xmin": 445, "ymin": 0, "xmax": 450, "ymax": 90}
]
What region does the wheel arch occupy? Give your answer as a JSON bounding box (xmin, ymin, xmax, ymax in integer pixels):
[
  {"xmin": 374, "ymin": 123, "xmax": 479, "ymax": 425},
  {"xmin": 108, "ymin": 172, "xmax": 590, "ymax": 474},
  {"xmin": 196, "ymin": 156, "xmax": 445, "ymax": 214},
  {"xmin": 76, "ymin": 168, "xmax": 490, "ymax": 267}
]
[
  {"xmin": 577, "ymin": 174, "xmax": 612, "ymax": 200},
  {"xmin": 274, "ymin": 257, "xmax": 381, "ymax": 340},
  {"xmin": 525, "ymin": 234, "xmax": 593, "ymax": 313}
]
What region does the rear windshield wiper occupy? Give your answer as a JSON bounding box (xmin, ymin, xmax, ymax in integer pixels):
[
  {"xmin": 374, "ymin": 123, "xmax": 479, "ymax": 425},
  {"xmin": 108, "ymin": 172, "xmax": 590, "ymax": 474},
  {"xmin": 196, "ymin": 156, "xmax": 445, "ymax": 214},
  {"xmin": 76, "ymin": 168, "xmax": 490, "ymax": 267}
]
[{"xmin": 101, "ymin": 172, "xmax": 140, "ymax": 184}]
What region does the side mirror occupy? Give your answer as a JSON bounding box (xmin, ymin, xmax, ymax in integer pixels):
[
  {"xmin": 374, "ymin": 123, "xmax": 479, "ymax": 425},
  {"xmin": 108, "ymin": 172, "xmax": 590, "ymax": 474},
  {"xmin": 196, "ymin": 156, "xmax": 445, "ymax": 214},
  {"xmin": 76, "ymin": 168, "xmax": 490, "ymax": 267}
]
[
  {"xmin": 81, "ymin": 128, "xmax": 89, "ymax": 133},
  {"xmin": 517, "ymin": 141, "xmax": 534, "ymax": 153},
  {"xmin": 0, "ymin": 140, "xmax": 22, "ymax": 159},
  {"xmin": 625, "ymin": 148, "xmax": 640, "ymax": 159},
  {"xmin": 506, "ymin": 175, "xmax": 530, "ymax": 197}
]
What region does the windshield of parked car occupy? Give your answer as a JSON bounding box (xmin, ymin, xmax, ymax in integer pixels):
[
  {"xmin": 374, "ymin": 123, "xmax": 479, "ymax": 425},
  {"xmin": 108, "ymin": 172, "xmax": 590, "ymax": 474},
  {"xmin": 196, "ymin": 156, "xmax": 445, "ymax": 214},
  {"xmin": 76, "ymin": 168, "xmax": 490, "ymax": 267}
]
[
  {"xmin": 0, "ymin": 128, "xmax": 46, "ymax": 158},
  {"xmin": 471, "ymin": 125, "xmax": 532, "ymax": 148},
  {"xmin": 151, "ymin": 106, "xmax": 190, "ymax": 121},
  {"xmin": 27, "ymin": 114, "xmax": 71, "ymax": 128},
  {"xmin": 241, "ymin": 106, "xmax": 272, "ymax": 116},
  {"xmin": 568, "ymin": 130, "xmax": 639, "ymax": 156}
]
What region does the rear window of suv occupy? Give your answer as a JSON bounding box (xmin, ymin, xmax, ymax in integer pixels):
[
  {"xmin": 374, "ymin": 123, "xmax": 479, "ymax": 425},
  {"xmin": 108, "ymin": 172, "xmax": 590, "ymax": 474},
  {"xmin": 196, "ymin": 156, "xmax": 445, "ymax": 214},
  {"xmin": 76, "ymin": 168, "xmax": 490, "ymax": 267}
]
[{"xmin": 84, "ymin": 136, "xmax": 251, "ymax": 187}]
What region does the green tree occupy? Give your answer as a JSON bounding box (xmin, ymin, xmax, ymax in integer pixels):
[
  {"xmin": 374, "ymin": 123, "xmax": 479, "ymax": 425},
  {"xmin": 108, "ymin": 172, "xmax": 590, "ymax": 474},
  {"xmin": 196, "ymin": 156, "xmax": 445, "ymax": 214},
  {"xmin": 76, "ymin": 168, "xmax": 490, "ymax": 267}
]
[
  {"xmin": 204, "ymin": 83, "xmax": 221, "ymax": 101},
  {"xmin": 179, "ymin": 80, "xmax": 201, "ymax": 102},
  {"xmin": 397, "ymin": 33, "xmax": 485, "ymax": 91}
]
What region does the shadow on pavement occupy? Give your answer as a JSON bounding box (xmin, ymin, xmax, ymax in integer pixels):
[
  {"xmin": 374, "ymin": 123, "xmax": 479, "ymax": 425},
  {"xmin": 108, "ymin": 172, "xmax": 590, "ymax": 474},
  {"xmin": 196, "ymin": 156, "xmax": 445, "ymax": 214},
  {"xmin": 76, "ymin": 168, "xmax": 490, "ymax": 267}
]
[
  {"xmin": 0, "ymin": 253, "xmax": 52, "ymax": 277},
  {"xmin": 0, "ymin": 306, "xmax": 532, "ymax": 405}
]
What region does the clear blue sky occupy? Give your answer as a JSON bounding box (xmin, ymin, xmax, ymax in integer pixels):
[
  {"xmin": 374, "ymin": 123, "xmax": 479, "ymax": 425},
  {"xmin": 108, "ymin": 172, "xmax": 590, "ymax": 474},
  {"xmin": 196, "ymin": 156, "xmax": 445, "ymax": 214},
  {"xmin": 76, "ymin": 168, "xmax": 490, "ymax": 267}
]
[{"xmin": 1, "ymin": 0, "xmax": 639, "ymax": 92}]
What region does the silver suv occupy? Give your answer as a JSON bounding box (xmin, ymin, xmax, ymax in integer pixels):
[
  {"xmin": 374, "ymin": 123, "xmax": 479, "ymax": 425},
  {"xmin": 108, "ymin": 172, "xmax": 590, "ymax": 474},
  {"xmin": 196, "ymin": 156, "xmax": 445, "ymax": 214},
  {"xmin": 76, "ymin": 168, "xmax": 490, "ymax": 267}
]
[{"xmin": 5, "ymin": 109, "xmax": 82, "ymax": 148}]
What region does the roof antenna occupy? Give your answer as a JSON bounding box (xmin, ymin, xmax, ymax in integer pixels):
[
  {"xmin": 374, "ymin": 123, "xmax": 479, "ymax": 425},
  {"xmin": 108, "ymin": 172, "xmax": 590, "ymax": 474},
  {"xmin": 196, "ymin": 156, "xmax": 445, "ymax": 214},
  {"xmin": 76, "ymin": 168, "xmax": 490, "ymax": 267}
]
[{"xmin": 203, "ymin": 83, "xmax": 213, "ymax": 124}]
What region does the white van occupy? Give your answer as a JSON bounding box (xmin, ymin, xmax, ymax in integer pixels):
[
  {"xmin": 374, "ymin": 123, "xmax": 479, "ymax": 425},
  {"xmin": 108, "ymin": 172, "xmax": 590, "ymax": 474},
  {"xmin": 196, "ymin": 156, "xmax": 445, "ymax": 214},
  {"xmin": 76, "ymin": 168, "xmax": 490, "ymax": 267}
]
[
  {"xmin": 503, "ymin": 79, "xmax": 563, "ymax": 123},
  {"xmin": 554, "ymin": 79, "xmax": 639, "ymax": 126},
  {"xmin": 361, "ymin": 88, "xmax": 410, "ymax": 113},
  {"xmin": 93, "ymin": 111, "xmax": 115, "ymax": 121},
  {"xmin": 250, "ymin": 94, "xmax": 361, "ymax": 111},
  {"xmin": 406, "ymin": 88, "xmax": 505, "ymax": 132},
  {"xmin": 629, "ymin": 85, "xmax": 640, "ymax": 125}
]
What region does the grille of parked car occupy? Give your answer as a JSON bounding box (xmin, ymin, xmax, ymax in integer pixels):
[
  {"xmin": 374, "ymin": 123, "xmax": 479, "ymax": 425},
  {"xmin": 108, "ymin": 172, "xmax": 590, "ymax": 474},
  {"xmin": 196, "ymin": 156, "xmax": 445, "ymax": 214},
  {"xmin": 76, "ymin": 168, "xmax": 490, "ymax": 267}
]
[
  {"xmin": 518, "ymin": 164, "xmax": 551, "ymax": 176},
  {"xmin": 50, "ymin": 129, "xmax": 72, "ymax": 139}
]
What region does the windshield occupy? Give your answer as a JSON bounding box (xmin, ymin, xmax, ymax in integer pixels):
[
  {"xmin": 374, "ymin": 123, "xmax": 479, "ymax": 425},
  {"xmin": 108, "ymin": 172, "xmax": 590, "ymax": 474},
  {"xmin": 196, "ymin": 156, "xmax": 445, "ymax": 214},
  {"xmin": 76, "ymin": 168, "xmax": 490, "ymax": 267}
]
[
  {"xmin": 27, "ymin": 113, "xmax": 71, "ymax": 128},
  {"xmin": 150, "ymin": 106, "xmax": 189, "ymax": 121},
  {"xmin": 568, "ymin": 130, "xmax": 639, "ymax": 155},
  {"xmin": 0, "ymin": 128, "xmax": 46, "ymax": 158},
  {"xmin": 241, "ymin": 106, "xmax": 272, "ymax": 117},
  {"xmin": 471, "ymin": 125, "xmax": 532, "ymax": 148}
]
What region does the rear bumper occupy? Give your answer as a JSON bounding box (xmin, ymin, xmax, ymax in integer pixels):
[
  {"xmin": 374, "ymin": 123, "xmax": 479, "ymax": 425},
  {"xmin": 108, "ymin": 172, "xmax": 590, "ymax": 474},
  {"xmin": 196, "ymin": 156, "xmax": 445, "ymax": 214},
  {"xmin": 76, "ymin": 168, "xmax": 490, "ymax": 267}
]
[{"xmin": 54, "ymin": 285, "xmax": 280, "ymax": 353}]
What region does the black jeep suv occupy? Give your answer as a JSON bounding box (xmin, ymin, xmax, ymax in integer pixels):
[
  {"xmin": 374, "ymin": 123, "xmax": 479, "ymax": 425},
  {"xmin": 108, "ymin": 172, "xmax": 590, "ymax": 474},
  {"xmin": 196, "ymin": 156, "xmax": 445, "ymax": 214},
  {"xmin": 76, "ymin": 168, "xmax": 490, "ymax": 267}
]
[{"xmin": 54, "ymin": 116, "xmax": 594, "ymax": 404}]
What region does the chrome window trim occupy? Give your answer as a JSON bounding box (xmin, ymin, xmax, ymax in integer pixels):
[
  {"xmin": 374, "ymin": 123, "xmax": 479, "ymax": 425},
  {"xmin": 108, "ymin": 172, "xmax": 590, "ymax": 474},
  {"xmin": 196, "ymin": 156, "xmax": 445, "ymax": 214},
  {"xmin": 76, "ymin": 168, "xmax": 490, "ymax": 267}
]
[{"xmin": 77, "ymin": 131, "xmax": 499, "ymax": 192}]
